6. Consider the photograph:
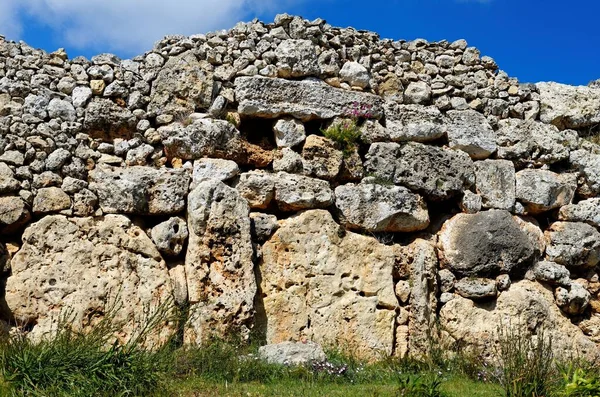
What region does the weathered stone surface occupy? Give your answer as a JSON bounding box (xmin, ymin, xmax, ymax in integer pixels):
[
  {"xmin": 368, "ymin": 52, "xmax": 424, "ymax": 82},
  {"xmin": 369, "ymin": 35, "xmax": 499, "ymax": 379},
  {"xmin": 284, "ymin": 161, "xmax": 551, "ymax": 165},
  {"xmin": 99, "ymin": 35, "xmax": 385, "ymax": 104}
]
[
  {"xmin": 0, "ymin": 196, "xmax": 30, "ymax": 233},
  {"xmin": 235, "ymin": 76, "xmax": 383, "ymax": 121},
  {"xmin": 191, "ymin": 158, "xmax": 240, "ymax": 188},
  {"xmin": 32, "ymin": 187, "xmax": 71, "ymax": 214},
  {"xmin": 274, "ymin": 172, "xmax": 334, "ymax": 211},
  {"xmin": 404, "ymin": 239, "xmax": 439, "ymax": 358},
  {"xmin": 235, "ymin": 171, "xmax": 276, "ymax": 209},
  {"xmin": 515, "ymin": 169, "xmax": 575, "ymax": 214},
  {"xmin": 446, "ymin": 110, "xmax": 496, "ymax": 159},
  {"xmin": 185, "ymin": 179, "xmax": 255, "ymax": 344},
  {"xmin": 514, "ymin": 216, "xmax": 546, "ymax": 258},
  {"xmin": 455, "ymin": 278, "xmax": 497, "ymax": 300},
  {"xmin": 381, "ymin": 103, "xmax": 446, "ymax": 143},
  {"xmin": 84, "ymin": 98, "xmax": 136, "ymax": 140},
  {"xmin": 275, "ymin": 40, "xmax": 319, "ymax": 78},
  {"xmin": 569, "ymin": 149, "xmax": 600, "ymax": 197},
  {"xmin": 404, "ymin": 81, "xmax": 431, "ymax": 105},
  {"xmin": 148, "ymin": 51, "xmax": 215, "ymax": 116},
  {"xmin": 559, "ymin": 198, "xmax": 600, "ymax": 227},
  {"xmin": 260, "ymin": 210, "xmax": 398, "ymax": 360},
  {"xmin": 365, "ymin": 142, "xmax": 475, "ymax": 200},
  {"xmin": 555, "ymin": 282, "xmax": 591, "ymax": 315},
  {"xmin": 440, "ymin": 280, "xmax": 597, "ymax": 361},
  {"xmin": 339, "ymin": 61, "xmax": 370, "ymax": 89},
  {"xmin": 545, "ymin": 222, "xmax": 600, "ymax": 270},
  {"xmin": 150, "ymin": 217, "xmax": 188, "ymax": 256},
  {"xmin": 474, "ymin": 160, "xmax": 515, "ymax": 210},
  {"xmin": 439, "ymin": 210, "xmax": 535, "ymax": 277},
  {"xmin": 537, "ymin": 82, "xmax": 600, "ymax": 129},
  {"xmin": 258, "ymin": 341, "xmax": 327, "ymax": 365},
  {"xmin": 273, "ymin": 118, "xmax": 306, "ymax": 148},
  {"xmin": 250, "ymin": 212, "xmax": 279, "ymax": 243},
  {"xmin": 301, "ymin": 135, "xmax": 343, "ymax": 180},
  {"xmin": 460, "ymin": 191, "xmax": 482, "ymax": 214},
  {"xmin": 5, "ymin": 215, "xmax": 175, "ymax": 344},
  {"xmin": 0, "ymin": 162, "xmax": 20, "ymax": 193},
  {"xmin": 496, "ymin": 119, "xmax": 579, "ymax": 166},
  {"xmin": 335, "ymin": 182, "xmax": 429, "ymax": 232},
  {"xmin": 273, "ymin": 147, "xmax": 303, "ymax": 173},
  {"xmin": 160, "ymin": 119, "xmax": 240, "ymax": 160},
  {"xmin": 531, "ymin": 261, "xmax": 571, "ymax": 287},
  {"xmin": 89, "ymin": 164, "xmax": 190, "ymax": 215}
]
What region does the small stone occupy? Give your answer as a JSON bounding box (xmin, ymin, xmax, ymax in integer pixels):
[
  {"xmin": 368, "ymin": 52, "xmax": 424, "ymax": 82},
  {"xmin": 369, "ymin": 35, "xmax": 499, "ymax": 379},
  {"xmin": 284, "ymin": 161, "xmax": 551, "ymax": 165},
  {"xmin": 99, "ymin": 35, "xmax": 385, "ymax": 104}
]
[
  {"xmin": 496, "ymin": 274, "xmax": 511, "ymax": 291},
  {"xmin": 455, "ymin": 278, "xmax": 497, "ymax": 300},
  {"xmin": 250, "ymin": 212, "xmax": 279, "ymax": 243},
  {"xmin": 258, "ymin": 341, "xmax": 326, "ymax": 366},
  {"xmin": 339, "ymin": 61, "xmax": 370, "ymax": 89},
  {"xmin": 439, "ymin": 269, "xmax": 456, "ymax": 293},
  {"xmin": 273, "ymin": 118, "xmax": 306, "ymax": 148},
  {"xmin": 460, "ymin": 191, "xmax": 482, "ymax": 214},
  {"xmin": 90, "ymin": 80, "xmax": 106, "ymax": 95},
  {"xmin": 33, "ymin": 187, "xmax": 71, "ymax": 214},
  {"xmin": 191, "ymin": 158, "xmax": 240, "ymax": 188},
  {"xmin": 532, "ymin": 261, "xmax": 571, "ymax": 287},
  {"xmin": 151, "ymin": 217, "xmax": 188, "ymax": 256},
  {"xmin": 395, "ymin": 280, "xmax": 411, "ymax": 304},
  {"xmin": 404, "ymin": 81, "xmax": 431, "ymax": 105}
]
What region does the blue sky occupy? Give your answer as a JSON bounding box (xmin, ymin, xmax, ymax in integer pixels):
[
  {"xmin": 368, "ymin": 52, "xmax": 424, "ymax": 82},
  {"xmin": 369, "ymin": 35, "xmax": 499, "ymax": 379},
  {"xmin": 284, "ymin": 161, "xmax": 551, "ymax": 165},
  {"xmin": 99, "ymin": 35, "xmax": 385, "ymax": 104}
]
[{"xmin": 1, "ymin": 0, "xmax": 598, "ymax": 85}]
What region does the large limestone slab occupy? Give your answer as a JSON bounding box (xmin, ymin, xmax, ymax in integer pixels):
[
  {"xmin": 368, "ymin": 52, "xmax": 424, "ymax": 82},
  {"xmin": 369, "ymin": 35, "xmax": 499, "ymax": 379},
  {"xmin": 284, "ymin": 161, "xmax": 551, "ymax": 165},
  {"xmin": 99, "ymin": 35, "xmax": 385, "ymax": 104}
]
[
  {"xmin": 83, "ymin": 98, "xmax": 137, "ymax": 140},
  {"xmin": 89, "ymin": 164, "xmax": 190, "ymax": 215},
  {"xmin": 5, "ymin": 215, "xmax": 175, "ymax": 345},
  {"xmin": 440, "ymin": 280, "xmax": 598, "ymax": 361},
  {"xmin": 235, "ymin": 76, "xmax": 384, "ymax": 121},
  {"xmin": 335, "ymin": 182, "xmax": 429, "ymax": 232},
  {"xmin": 148, "ymin": 51, "xmax": 215, "ymax": 117},
  {"xmin": 259, "ymin": 210, "xmax": 398, "ymax": 360},
  {"xmin": 274, "ymin": 172, "xmax": 334, "ymax": 211},
  {"xmin": 496, "ymin": 119, "xmax": 579, "ymax": 166},
  {"xmin": 537, "ymin": 82, "xmax": 600, "ymax": 129},
  {"xmin": 365, "ymin": 142, "xmax": 474, "ymax": 200},
  {"xmin": 439, "ymin": 210, "xmax": 535, "ymax": 277},
  {"xmin": 185, "ymin": 179, "xmax": 256, "ymax": 344}
]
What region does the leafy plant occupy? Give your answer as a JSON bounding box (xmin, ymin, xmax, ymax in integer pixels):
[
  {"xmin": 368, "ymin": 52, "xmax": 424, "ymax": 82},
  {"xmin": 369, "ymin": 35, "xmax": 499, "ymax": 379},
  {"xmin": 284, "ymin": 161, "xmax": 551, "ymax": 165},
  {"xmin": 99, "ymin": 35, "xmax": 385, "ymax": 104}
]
[
  {"xmin": 397, "ymin": 372, "xmax": 448, "ymax": 397},
  {"xmin": 560, "ymin": 364, "xmax": 600, "ymax": 396},
  {"xmin": 321, "ymin": 118, "xmax": 361, "ymax": 153}
]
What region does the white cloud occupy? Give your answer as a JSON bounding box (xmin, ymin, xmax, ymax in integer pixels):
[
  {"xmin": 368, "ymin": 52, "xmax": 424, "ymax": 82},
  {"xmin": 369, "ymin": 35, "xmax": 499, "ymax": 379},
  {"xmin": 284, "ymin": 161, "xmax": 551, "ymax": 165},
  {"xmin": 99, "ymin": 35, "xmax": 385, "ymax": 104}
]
[{"xmin": 0, "ymin": 0, "xmax": 300, "ymax": 55}]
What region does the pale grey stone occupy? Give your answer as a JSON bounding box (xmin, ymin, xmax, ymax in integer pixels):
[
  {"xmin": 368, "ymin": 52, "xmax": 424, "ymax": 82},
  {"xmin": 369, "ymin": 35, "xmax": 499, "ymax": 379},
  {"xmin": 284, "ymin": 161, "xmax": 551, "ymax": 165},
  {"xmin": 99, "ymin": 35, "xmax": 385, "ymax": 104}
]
[
  {"xmin": 274, "ymin": 39, "xmax": 319, "ymax": 78},
  {"xmin": 537, "ymin": 82, "xmax": 600, "ymax": 129},
  {"xmin": 72, "ymin": 86, "xmax": 92, "ymax": 108},
  {"xmin": 235, "ymin": 171, "xmax": 276, "ymax": 209},
  {"xmin": 335, "ymin": 182, "xmax": 429, "ymax": 232},
  {"xmin": 151, "ymin": 217, "xmax": 188, "ymax": 256},
  {"xmin": 259, "ymin": 342, "xmax": 326, "ymax": 365},
  {"xmin": 250, "ymin": 212, "xmax": 279, "ymax": 243},
  {"xmin": 273, "ymin": 118, "xmax": 306, "ymax": 148},
  {"xmin": 404, "ymin": 81, "xmax": 431, "ymax": 105},
  {"xmin": 381, "ymin": 103, "xmax": 446, "ymax": 143},
  {"xmin": 559, "ymin": 198, "xmax": 600, "ymax": 227},
  {"xmin": 515, "ymin": 169, "xmax": 575, "ymax": 214},
  {"xmin": 235, "ymin": 76, "xmax": 383, "ymax": 121},
  {"xmin": 545, "ymin": 222, "xmax": 600, "ymax": 269},
  {"xmin": 446, "ymin": 110, "xmax": 496, "ymax": 159},
  {"xmin": 0, "ymin": 163, "xmax": 20, "ymax": 193},
  {"xmin": 191, "ymin": 158, "xmax": 240, "ymax": 188},
  {"xmin": 339, "ymin": 61, "xmax": 370, "ymax": 88},
  {"xmin": 455, "ymin": 278, "xmax": 497, "ymax": 300},
  {"xmin": 532, "ymin": 261, "xmax": 571, "ymax": 287},
  {"xmin": 474, "ymin": 159, "xmax": 515, "ymax": 210},
  {"xmin": 89, "ymin": 164, "xmax": 190, "ymax": 215},
  {"xmin": 365, "ymin": 142, "xmax": 475, "ymax": 200},
  {"xmin": 274, "ymin": 172, "xmax": 334, "ymax": 211},
  {"xmin": 33, "ymin": 187, "xmax": 71, "ymax": 214},
  {"xmin": 47, "ymin": 98, "xmax": 76, "ymax": 121}
]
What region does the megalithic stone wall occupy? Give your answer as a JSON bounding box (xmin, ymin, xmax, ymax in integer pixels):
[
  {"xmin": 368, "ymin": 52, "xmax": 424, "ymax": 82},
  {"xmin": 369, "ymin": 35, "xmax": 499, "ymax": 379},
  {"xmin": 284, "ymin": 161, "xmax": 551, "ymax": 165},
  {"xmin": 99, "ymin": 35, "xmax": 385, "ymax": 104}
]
[{"xmin": 1, "ymin": 13, "xmax": 600, "ymax": 360}]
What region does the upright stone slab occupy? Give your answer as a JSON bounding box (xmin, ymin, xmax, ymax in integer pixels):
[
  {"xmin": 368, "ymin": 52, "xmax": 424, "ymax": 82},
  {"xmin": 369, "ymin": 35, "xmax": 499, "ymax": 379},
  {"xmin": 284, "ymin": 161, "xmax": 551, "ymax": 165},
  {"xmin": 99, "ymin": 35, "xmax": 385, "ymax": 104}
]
[
  {"xmin": 5, "ymin": 215, "xmax": 176, "ymax": 345},
  {"xmin": 185, "ymin": 179, "xmax": 256, "ymax": 344},
  {"xmin": 259, "ymin": 210, "xmax": 398, "ymax": 360}
]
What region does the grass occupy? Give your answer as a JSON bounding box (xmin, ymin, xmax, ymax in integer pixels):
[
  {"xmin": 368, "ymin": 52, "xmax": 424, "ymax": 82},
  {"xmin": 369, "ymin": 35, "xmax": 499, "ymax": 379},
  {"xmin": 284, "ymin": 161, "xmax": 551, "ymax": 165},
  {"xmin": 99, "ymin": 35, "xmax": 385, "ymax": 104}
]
[{"xmin": 0, "ymin": 310, "xmax": 598, "ymax": 397}]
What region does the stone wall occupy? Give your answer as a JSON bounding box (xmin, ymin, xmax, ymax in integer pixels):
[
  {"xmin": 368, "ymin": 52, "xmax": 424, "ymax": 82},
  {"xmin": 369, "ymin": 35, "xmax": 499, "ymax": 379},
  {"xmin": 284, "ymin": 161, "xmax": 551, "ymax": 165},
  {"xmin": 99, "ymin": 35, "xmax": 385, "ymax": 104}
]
[{"xmin": 1, "ymin": 14, "xmax": 600, "ymax": 360}]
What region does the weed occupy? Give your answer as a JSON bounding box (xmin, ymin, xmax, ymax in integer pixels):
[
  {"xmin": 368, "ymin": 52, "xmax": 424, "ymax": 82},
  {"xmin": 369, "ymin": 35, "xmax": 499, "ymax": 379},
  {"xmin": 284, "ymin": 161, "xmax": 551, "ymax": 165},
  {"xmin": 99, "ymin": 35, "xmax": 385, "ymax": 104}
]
[
  {"xmin": 397, "ymin": 372, "xmax": 448, "ymax": 397},
  {"xmin": 495, "ymin": 324, "xmax": 555, "ymax": 397},
  {"xmin": 321, "ymin": 118, "xmax": 361, "ymax": 154},
  {"xmin": 559, "ymin": 362, "xmax": 600, "ymax": 396}
]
